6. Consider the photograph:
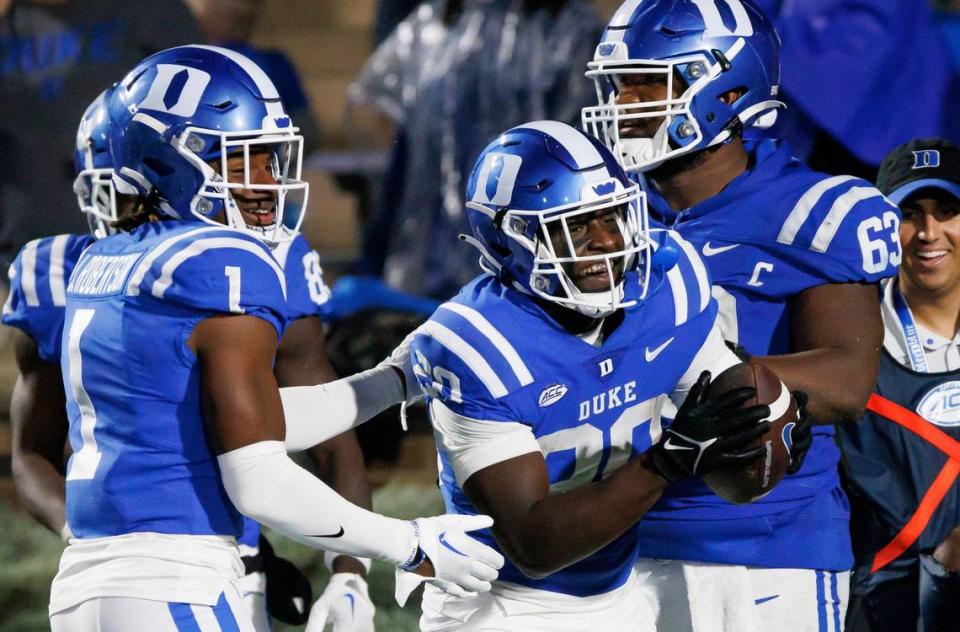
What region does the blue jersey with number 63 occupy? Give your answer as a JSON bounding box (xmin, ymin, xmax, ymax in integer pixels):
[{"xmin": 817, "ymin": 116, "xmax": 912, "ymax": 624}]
[
  {"xmin": 638, "ymin": 138, "xmax": 901, "ymax": 571},
  {"xmin": 62, "ymin": 221, "xmax": 287, "ymax": 539}
]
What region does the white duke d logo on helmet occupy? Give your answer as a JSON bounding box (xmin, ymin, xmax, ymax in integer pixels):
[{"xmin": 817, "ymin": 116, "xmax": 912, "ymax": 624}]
[
  {"xmin": 138, "ymin": 64, "xmax": 212, "ymax": 117},
  {"xmin": 470, "ymin": 153, "xmax": 523, "ymax": 207}
]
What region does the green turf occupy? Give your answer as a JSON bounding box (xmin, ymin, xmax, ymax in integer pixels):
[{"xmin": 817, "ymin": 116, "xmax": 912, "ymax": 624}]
[{"xmin": 0, "ymin": 478, "xmax": 444, "ymax": 631}]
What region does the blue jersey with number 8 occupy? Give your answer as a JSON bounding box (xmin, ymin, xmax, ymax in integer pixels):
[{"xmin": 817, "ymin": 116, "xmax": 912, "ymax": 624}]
[{"xmin": 62, "ymin": 221, "xmax": 287, "ymax": 539}]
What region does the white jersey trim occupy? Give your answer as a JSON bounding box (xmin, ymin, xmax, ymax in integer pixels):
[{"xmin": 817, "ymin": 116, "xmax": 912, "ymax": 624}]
[
  {"xmin": 439, "ymin": 302, "xmax": 534, "ymax": 387},
  {"xmin": 420, "ymin": 320, "xmax": 510, "ymax": 398},
  {"xmin": 48, "ymin": 234, "xmax": 70, "ymax": 307},
  {"xmin": 149, "ymin": 236, "xmax": 287, "ymax": 301},
  {"xmin": 20, "ymin": 238, "xmax": 40, "ymax": 307},
  {"xmin": 431, "ymin": 399, "xmax": 541, "ymax": 486},
  {"xmin": 666, "ymin": 265, "xmax": 688, "ymax": 326},
  {"xmin": 809, "ymin": 186, "xmax": 885, "ymax": 253},
  {"xmin": 670, "ymin": 232, "xmax": 711, "ymax": 313},
  {"xmin": 126, "ymin": 226, "xmax": 227, "ymax": 295},
  {"xmin": 776, "ymin": 175, "xmax": 858, "ymax": 246}
]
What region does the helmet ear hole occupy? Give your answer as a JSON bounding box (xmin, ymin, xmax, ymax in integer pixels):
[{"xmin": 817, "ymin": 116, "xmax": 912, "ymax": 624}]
[{"xmin": 719, "ymin": 87, "xmax": 747, "ymax": 106}]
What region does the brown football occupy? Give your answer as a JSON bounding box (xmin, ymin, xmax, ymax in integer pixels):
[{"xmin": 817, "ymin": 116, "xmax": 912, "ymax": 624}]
[{"xmin": 701, "ymin": 362, "xmax": 797, "ymax": 504}]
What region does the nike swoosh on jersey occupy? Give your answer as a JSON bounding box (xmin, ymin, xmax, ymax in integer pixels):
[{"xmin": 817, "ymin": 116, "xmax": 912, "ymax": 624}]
[
  {"xmin": 645, "ymin": 337, "xmax": 675, "ymax": 362},
  {"xmin": 663, "ymin": 438, "xmax": 694, "ymax": 451},
  {"xmin": 305, "ymin": 526, "xmax": 345, "ymax": 538},
  {"xmin": 438, "ymin": 531, "xmax": 467, "ymax": 556},
  {"xmin": 754, "ymin": 594, "xmax": 780, "ymax": 605},
  {"xmin": 702, "ymin": 242, "xmax": 740, "ymax": 256}
]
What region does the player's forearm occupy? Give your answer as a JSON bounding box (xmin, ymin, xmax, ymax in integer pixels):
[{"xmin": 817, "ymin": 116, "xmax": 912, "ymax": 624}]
[
  {"xmin": 218, "ymin": 440, "xmax": 417, "ymax": 567},
  {"xmin": 10, "ymin": 369, "xmax": 70, "ymax": 536},
  {"xmin": 756, "ymin": 347, "xmax": 878, "ymax": 424},
  {"xmin": 280, "ymin": 365, "xmax": 404, "ymax": 451},
  {"xmin": 10, "ymin": 451, "xmax": 67, "ymax": 536},
  {"xmin": 485, "ymin": 458, "xmax": 667, "ymax": 578},
  {"xmin": 311, "ymin": 432, "xmax": 374, "ymax": 576}
]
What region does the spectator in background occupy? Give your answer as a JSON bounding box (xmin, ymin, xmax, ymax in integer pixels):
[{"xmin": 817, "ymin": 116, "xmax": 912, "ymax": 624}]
[
  {"xmin": 185, "ymin": 0, "xmax": 322, "ymax": 153},
  {"xmin": 839, "ymin": 139, "xmax": 960, "ymax": 632},
  {"xmin": 350, "ymin": 0, "xmax": 603, "ymax": 300},
  {"xmin": 0, "ymin": 0, "xmax": 202, "ymax": 275},
  {"xmin": 753, "ymin": 0, "xmax": 960, "ymax": 179},
  {"xmin": 373, "ymin": 0, "xmax": 420, "ymax": 46}
]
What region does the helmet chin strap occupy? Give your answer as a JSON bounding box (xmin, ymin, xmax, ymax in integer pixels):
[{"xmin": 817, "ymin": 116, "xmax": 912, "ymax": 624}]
[{"xmin": 566, "ymin": 283, "xmax": 623, "ymax": 319}]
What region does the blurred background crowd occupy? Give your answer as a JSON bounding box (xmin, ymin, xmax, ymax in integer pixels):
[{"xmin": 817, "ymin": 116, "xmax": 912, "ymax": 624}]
[{"xmin": 0, "ymin": 0, "xmax": 957, "ymax": 629}]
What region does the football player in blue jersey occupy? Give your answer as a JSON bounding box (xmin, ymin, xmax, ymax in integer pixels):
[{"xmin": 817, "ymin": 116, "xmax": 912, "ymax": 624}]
[
  {"xmin": 47, "ymin": 45, "xmax": 503, "ymax": 632},
  {"xmin": 582, "ymin": 1, "xmax": 901, "ymax": 629},
  {"xmin": 407, "ymin": 120, "xmax": 786, "ymax": 631},
  {"xmin": 1, "ymin": 87, "xmax": 371, "ymax": 632},
  {"xmin": 3, "ymin": 89, "xmax": 116, "ymax": 540}
]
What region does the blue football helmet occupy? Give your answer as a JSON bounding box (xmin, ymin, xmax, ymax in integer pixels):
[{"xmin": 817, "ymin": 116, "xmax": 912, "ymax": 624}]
[
  {"xmin": 73, "ymin": 88, "xmax": 118, "ymax": 239},
  {"xmin": 464, "ymin": 121, "xmax": 652, "ymax": 318},
  {"xmin": 108, "ymin": 45, "xmax": 307, "ymax": 245},
  {"xmin": 581, "ymin": 0, "xmax": 783, "ymax": 173}
]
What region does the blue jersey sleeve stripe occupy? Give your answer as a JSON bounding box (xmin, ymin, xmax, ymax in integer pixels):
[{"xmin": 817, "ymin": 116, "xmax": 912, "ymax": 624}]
[
  {"xmin": 809, "ymin": 187, "xmax": 887, "ymax": 253},
  {"xmin": 20, "ymin": 239, "xmax": 41, "ymax": 306},
  {"xmin": 420, "ymin": 320, "xmax": 509, "ymax": 398},
  {"xmin": 48, "ymin": 234, "xmax": 70, "ymax": 307},
  {"xmin": 438, "ymin": 302, "xmax": 534, "ymax": 387},
  {"xmin": 777, "ymin": 175, "xmax": 858, "ymax": 246},
  {"xmin": 665, "ymin": 264, "xmax": 688, "ymax": 326},
  {"xmin": 669, "ymin": 232, "xmax": 710, "ymax": 314},
  {"xmin": 126, "ymin": 226, "xmax": 228, "ymax": 296},
  {"xmin": 149, "ymin": 237, "xmax": 287, "ymax": 301}
]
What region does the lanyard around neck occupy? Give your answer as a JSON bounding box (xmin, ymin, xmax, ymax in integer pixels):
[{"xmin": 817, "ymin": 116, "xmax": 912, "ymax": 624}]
[{"xmin": 893, "ymin": 282, "xmax": 930, "ymax": 372}]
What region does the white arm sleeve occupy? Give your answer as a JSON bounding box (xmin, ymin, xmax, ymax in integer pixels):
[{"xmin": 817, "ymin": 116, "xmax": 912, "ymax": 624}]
[
  {"xmin": 670, "ymin": 320, "xmax": 742, "ymax": 408},
  {"xmin": 280, "ymin": 365, "xmax": 404, "ymax": 452},
  {"xmin": 218, "ymin": 441, "xmax": 417, "ymax": 567},
  {"xmin": 431, "ymin": 400, "xmax": 542, "ymax": 486}
]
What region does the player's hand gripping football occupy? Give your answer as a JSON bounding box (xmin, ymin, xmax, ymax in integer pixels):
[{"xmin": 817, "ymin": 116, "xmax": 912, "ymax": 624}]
[
  {"xmin": 647, "ymin": 371, "xmax": 772, "ymax": 483},
  {"xmin": 786, "ymin": 390, "xmax": 813, "ymax": 475},
  {"xmin": 394, "ymin": 514, "xmax": 505, "ymax": 606},
  {"xmin": 305, "ymin": 573, "xmax": 375, "ymax": 632}
]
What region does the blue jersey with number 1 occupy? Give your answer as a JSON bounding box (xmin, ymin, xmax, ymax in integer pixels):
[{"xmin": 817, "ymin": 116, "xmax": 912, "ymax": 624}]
[
  {"xmin": 62, "ymin": 221, "xmax": 287, "ymax": 540},
  {"xmin": 638, "ymin": 138, "xmax": 900, "ymax": 570}
]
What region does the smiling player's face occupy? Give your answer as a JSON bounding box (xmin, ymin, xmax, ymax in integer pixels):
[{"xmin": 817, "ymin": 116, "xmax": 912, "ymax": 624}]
[
  {"xmin": 207, "ymin": 148, "xmax": 278, "ymax": 227},
  {"xmin": 547, "ymin": 206, "xmax": 626, "ymax": 293},
  {"xmin": 899, "ymin": 190, "xmax": 960, "ymax": 297}
]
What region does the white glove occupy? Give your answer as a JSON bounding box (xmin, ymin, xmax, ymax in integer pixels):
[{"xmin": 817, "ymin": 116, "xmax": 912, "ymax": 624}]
[
  {"xmin": 376, "ymin": 327, "xmax": 423, "ymax": 406},
  {"xmin": 395, "ymin": 514, "xmax": 505, "ymax": 606},
  {"xmin": 305, "ymin": 573, "xmax": 375, "ymax": 632}
]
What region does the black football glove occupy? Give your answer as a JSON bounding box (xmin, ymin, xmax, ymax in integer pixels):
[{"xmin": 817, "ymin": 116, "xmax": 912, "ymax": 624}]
[
  {"xmin": 259, "ymin": 535, "xmax": 313, "ymax": 625},
  {"xmin": 647, "ymin": 371, "xmax": 772, "ymax": 483},
  {"xmin": 786, "ymin": 390, "xmax": 813, "ymax": 476}
]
